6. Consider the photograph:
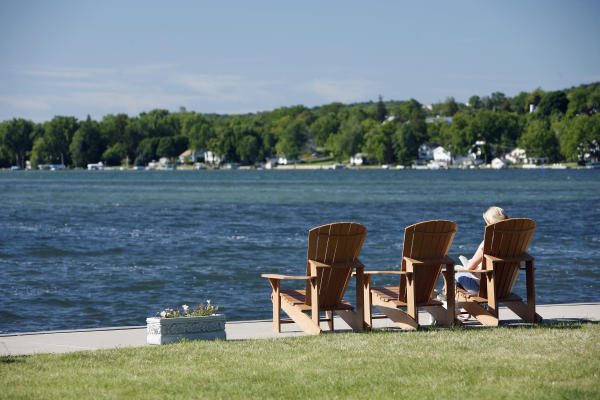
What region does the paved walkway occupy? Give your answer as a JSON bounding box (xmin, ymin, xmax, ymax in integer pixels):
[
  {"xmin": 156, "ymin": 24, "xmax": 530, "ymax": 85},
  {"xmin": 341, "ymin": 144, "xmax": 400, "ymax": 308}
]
[{"xmin": 1, "ymin": 302, "xmax": 598, "ymax": 356}]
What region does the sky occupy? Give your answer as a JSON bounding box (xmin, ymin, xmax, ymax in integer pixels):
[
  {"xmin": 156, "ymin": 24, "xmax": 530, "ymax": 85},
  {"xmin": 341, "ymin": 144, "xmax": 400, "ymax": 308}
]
[{"xmin": 1, "ymin": 0, "xmax": 599, "ymax": 122}]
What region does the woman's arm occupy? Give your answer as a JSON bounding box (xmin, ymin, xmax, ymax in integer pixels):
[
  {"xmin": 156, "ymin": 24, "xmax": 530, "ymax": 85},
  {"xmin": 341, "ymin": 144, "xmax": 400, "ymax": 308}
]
[{"xmin": 467, "ymin": 246, "xmax": 483, "ymax": 270}]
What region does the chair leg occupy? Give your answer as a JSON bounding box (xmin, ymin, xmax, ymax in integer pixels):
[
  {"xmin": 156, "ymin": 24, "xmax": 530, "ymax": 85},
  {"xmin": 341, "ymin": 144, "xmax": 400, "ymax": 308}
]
[
  {"xmin": 363, "ymin": 275, "xmax": 372, "ymax": 328},
  {"xmin": 269, "ymin": 278, "xmax": 281, "ymax": 333},
  {"xmin": 525, "ymin": 260, "xmax": 538, "ymax": 322},
  {"xmin": 325, "ymin": 310, "xmax": 334, "ymax": 331}
]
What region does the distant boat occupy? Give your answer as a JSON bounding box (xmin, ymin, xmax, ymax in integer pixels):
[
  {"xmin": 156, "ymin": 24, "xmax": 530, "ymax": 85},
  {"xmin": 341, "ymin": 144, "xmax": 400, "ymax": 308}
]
[
  {"xmin": 331, "ymin": 164, "xmax": 346, "ymax": 170},
  {"xmin": 11, "ymin": 166, "xmax": 21, "ymax": 171},
  {"xmin": 50, "ymin": 164, "xmax": 66, "ymax": 171},
  {"xmin": 550, "ymin": 163, "xmax": 568, "ymax": 169}
]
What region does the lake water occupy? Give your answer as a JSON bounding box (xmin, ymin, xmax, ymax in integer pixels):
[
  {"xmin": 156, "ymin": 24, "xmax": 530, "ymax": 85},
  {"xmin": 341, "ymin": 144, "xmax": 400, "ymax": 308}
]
[{"xmin": 1, "ymin": 169, "xmax": 599, "ymax": 333}]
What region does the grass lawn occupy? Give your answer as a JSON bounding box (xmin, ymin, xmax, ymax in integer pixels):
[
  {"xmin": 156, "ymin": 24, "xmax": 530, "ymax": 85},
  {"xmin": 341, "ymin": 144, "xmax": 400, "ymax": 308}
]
[{"xmin": 2, "ymin": 322, "xmax": 599, "ymax": 399}]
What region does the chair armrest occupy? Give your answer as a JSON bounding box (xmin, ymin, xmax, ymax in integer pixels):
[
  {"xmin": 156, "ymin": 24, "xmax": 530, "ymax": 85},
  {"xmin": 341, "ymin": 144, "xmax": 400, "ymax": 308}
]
[
  {"xmin": 484, "ymin": 253, "xmax": 534, "ymax": 263},
  {"xmin": 308, "ymin": 259, "xmax": 365, "ymax": 269},
  {"xmin": 363, "ymin": 270, "xmax": 407, "ymax": 275},
  {"xmin": 261, "ymin": 273, "xmax": 315, "ymax": 280},
  {"xmin": 403, "ymin": 256, "xmax": 456, "ymax": 266},
  {"xmin": 454, "ymin": 269, "xmax": 493, "ymax": 274}
]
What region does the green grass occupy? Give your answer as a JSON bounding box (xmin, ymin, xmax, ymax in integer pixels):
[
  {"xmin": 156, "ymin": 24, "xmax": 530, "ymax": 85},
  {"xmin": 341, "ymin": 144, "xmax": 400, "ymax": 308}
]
[
  {"xmin": 2, "ymin": 323, "xmax": 599, "ymax": 399},
  {"xmin": 300, "ymin": 155, "xmax": 336, "ymax": 165}
]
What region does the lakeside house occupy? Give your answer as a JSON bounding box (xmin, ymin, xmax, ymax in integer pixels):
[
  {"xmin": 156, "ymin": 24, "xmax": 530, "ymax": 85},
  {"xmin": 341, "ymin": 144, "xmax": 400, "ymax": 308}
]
[
  {"xmin": 505, "ymin": 148, "xmax": 527, "ymax": 164},
  {"xmin": 491, "ymin": 157, "xmax": 507, "ymax": 169},
  {"xmin": 418, "ymin": 143, "xmax": 452, "ymax": 168},
  {"xmin": 350, "ymin": 153, "xmax": 365, "ymax": 166},
  {"xmin": 178, "ymin": 149, "xmax": 204, "ymax": 164},
  {"xmin": 418, "ymin": 143, "xmax": 436, "ymax": 162},
  {"xmin": 204, "ymin": 151, "xmax": 222, "ymax": 167},
  {"xmin": 87, "ymin": 162, "xmax": 105, "ymax": 170},
  {"xmin": 527, "ymin": 156, "xmax": 550, "ymax": 165}
]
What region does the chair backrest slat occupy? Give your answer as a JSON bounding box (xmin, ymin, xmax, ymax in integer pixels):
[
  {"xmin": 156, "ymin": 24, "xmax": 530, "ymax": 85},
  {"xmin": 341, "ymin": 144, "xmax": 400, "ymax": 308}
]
[
  {"xmin": 480, "ymin": 218, "xmax": 535, "ymax": 299},
  {"xmin": 305, "ymin": 222, "xmax": 367, "ymax": 307}
]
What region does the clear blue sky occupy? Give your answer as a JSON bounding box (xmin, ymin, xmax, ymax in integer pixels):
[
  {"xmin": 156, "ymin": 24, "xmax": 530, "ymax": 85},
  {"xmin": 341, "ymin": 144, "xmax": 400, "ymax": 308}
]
[{"xmin": 1, "ymin": 0, "xmax": 599, "ymax": 122}]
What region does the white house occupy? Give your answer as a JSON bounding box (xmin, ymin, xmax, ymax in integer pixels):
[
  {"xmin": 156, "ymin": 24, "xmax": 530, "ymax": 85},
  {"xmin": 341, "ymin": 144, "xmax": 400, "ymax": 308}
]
[
  {"xmin": 527, "ymin": 156, "xmax": 549, "ymax": 165},
  {"xmin": 418, "ymin": 143, "xmax": 436, "ymax": 161},
  {"xmin": 505, "ymin": 148, "xmax": 527, "ymax": 164},
  {"xmin": 204, "ymin": 151, "xmax": 222, "ymax": 166},
  {"xmin": 350, "ymin": 153, "xmax": 365, "ymax": 166},
  {"xmin": 178, "ymin": 149, "xmax": 203, "ymax": 164},
  {"xmin": 87, "ymin": 161, "xmax": 105, "ymax": 170},
  {"xmin": 491, "ymin": 157, "xmax": 507, "ymax": 169},
  {"xmin": 433, "ymin": 146, "xmax": 452, "ymax": 163}
]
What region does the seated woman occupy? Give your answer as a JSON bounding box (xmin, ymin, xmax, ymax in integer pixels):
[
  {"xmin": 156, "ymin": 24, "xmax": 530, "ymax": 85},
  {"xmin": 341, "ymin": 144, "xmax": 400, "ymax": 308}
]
[{"xmin": 455, "ymin": 206, "xmax": 509, "ymax": 295}]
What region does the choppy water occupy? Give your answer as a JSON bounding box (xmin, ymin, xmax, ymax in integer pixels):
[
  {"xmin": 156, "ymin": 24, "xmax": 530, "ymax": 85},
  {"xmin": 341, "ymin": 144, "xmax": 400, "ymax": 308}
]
[{"xmin": 1, "ymin": 169, "xmax": 598, "ymax": 333}]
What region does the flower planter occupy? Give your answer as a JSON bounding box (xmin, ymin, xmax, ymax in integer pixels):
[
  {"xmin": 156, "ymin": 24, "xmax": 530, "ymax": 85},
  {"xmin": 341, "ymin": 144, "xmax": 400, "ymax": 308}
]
[{"xmin": 146, "ymin": 314, "xmax": 226, "ymax": 345}]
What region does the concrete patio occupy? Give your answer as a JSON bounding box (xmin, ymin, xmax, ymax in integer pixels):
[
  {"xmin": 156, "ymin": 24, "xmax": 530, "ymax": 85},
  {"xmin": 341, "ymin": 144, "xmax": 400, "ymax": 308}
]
[{"xmin": 2, "ymin": 302, "xmax": 599, "ymax": 357}]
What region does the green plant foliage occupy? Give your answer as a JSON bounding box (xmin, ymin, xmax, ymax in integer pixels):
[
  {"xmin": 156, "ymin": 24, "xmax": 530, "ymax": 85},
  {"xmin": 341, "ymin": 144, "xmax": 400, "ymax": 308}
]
[{"xmin": 2, "ymin": 82, "xmax": 600, "ymax": 168}]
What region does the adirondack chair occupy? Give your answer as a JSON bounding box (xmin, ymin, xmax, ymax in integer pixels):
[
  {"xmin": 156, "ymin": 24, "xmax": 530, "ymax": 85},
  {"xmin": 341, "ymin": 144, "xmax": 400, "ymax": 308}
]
[
  {"xmin": 455, "ymin": 218, "xmax": 542, "ymax": 326},
  {"xmin": 363, "ymin": 220, "xmax": 457, "ymax": 330},
  {"xmin": 261, "ymin": 222, "xmax": 367, "ymax": 335}
]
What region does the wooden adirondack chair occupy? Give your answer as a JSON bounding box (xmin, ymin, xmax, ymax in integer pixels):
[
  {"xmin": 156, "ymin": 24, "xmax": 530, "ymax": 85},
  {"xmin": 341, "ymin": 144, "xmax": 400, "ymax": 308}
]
[
  {"xmin": 363, "ymin": 220, "xmax": 457, "ymax": 330},
  {"xmin": 261, "ymin": 222, "xmax": 367, "ymax": 335},
  {"xmin": 455, "ymin": 218, "xmax": 542, "ymax": 326}
]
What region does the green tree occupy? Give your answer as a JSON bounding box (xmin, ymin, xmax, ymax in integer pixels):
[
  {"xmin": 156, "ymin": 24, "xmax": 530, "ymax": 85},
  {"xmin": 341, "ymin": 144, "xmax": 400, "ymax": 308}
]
[
  {"xmin": 537, "ymin": 91, "xmax": 569, "ymax": 116},
  {"xmin": 441, "ymin": 97, "xmax": 459, "ymax": 116},
  {"xmin": 275, "ymin": 120, "xmax": 307, "ymax": 161},
  {"xmin": 181, "ymin": 113, "xmax": 214, "ymax": 151},
  {"xmin": 156, "ymin": 137, "xmax": 176, "ymax": 158},
  {"xmin": 30, "ymin": 116, "xmax": 79, "ymax": 166},
  {"xmin": 559, "ymin": 114, "xmax": 600, "ymax": 162},
  {"xmin": 468, "ymin": 95, "xmax": 482, "ymax": 110},
  {"xmin": 237, "ymin": 135, "xmax": 259, "ymax": 164},
  {"xmin": 69, "ymin": 116, "xmax": 104, "ymax": 167},
  {"xmin": 328, "ymin": 117, "xmax": 364, "ymax": 161},
  {"xmin": 518, "ymin": 117, "xmax": 560, "ymax": 161},
  {"xmin": 375, "ymin": 95, "xmax": 387, "ymax": 123},
  {"xmin": 310, "ymin": 114, "xmax": 339, "ymax": 147},
  {"xmin": 490, "ymin": 92, "xmax": 508, "ymax": 111},
  {"xmin": 362, "ymin": 122, "xmax": 394, "ymax": 164},
  {"xmin": 102, "ymin": 143, "xmax": 127, "ymax": 166},
  {"xmin": 510, "ymin": 91, "xmax": 530, "ymax": 114},
  {"xmin": 0, "ymin": 118, "xmax": 34, "ymax": 168},
  {"xmin": 392, "ymin": 123, "xmax": 419, "ymax": 165},
  {"xmin": 136, "ymin": 137, "xmax": 161, "ymax": 162}
]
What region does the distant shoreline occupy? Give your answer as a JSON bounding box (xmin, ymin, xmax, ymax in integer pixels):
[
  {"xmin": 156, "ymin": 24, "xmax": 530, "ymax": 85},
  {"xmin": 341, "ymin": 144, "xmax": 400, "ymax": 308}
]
[{"xmin": 1, "ymin": 162, "xmax": 590, "ymax": 171}]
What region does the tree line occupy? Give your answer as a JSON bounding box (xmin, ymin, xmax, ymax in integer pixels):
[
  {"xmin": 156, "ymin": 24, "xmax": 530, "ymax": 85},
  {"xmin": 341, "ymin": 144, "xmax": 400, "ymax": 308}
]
[{"xmin": 1, "ymin": 82, "xmax": 599, "ymax": 169}]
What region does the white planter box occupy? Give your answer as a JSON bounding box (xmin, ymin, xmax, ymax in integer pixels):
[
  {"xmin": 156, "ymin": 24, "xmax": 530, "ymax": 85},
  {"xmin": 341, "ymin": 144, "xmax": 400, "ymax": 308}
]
[{"xmin": 146, "ymin": 314, "xmax": 226, "ymax": 345}]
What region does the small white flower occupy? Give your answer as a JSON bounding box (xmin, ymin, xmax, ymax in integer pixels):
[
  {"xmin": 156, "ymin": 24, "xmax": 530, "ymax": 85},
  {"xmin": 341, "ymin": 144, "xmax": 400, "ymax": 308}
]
[
  {"xmin": 160, "ymin": 311, "xmax": 166, "ymax": 317},
  {"xmin": 206, "ymin": 299, "xmax": 211, "ymax": 305},
  {"xmin": 182, "ymin": 304, "xmax": 189, "ymax": 311}
]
